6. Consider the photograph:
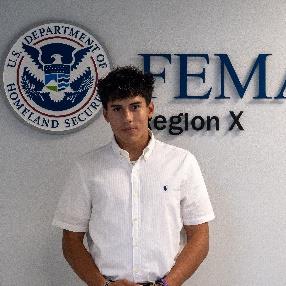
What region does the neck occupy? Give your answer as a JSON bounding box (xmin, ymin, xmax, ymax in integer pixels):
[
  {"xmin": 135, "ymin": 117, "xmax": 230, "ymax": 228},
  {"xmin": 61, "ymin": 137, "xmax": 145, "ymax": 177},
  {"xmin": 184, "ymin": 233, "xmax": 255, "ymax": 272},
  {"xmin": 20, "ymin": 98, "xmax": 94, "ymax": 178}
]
[{"xmin": 115, "ymin": 132, "xmax": 150, "ymax": 161}]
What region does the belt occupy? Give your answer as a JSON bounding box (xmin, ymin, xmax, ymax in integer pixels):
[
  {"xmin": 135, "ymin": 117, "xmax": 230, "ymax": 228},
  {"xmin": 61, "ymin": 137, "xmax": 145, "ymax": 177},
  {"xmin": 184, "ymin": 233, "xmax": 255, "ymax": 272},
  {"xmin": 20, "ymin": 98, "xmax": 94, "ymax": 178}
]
[
  {"xmin": 138, "ymin": 280, "xmax": 162, "ymax": 286},
  {"xmin": 106, "ymin": 280, "xmax": 160, "ymax": 286},
  {"xmin": 104, "ymin": 277, "xmax": 163, "ymax": 286}
]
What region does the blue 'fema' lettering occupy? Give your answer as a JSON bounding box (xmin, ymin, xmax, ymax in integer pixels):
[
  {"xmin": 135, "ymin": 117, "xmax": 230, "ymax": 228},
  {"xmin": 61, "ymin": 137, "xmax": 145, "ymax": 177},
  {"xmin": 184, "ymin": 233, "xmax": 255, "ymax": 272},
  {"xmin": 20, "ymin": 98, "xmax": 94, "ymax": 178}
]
[{"xmin": 139, "ymin": 53, "xmax": 286, "ymax": 99}]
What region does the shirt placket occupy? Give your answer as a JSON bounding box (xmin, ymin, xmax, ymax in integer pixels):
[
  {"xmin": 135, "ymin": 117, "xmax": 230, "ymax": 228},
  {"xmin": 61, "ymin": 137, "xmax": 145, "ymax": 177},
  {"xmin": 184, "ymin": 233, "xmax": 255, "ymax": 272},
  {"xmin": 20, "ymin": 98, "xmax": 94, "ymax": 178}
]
[{"xmin": 131, "ymin": 162, "xmax": 141, "ymax": 281}]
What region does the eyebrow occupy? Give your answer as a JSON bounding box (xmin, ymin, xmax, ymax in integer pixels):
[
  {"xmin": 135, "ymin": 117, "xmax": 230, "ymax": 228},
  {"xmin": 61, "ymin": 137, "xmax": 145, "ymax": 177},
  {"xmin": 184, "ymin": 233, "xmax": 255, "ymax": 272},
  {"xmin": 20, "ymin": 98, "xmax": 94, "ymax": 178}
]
[
  {"xmin": 130, "ymin": 101, "xmax": 142, "ymax": 106},
  {"xmin": 110, "ymin": 101, "xmax": 142, "ymax": 107}
]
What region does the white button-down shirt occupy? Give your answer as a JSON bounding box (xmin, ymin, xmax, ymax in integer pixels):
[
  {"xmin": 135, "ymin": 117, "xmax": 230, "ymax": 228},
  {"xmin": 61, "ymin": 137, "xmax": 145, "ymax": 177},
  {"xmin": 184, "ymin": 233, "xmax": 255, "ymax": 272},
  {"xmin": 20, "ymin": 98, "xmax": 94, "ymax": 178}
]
[{"xmin": 52, "ymin": 133, "xmax": 215, "ymax": 282}]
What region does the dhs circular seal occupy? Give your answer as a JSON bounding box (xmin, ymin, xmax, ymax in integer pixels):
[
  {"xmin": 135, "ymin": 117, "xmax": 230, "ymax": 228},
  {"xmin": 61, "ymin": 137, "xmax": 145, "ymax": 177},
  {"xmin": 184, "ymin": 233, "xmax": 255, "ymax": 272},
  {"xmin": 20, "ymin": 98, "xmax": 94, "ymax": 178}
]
[{"xmin": 3, "ymin": 23, "xmax": 111, "ymax": 133}]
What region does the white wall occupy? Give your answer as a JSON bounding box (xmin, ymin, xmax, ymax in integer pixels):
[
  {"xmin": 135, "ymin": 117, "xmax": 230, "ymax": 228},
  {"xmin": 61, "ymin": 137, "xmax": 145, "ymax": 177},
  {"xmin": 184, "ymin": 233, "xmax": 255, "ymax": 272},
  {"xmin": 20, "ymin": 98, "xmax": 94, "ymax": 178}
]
[{"xmin": 1, "ymin": 1, "xmax": 286, "ymax": 285}]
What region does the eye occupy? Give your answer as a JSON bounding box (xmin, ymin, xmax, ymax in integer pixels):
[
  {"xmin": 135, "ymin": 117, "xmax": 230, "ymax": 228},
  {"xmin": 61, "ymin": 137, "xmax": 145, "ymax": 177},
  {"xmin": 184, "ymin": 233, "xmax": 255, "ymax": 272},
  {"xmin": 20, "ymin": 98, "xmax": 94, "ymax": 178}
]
[
  {"xmin": 132, "ymin": 104, "xmax": 140, "ymax": 110},
  {"xmin": 112, "ymin": 107, "xmax": 121, "ymax": 112}
]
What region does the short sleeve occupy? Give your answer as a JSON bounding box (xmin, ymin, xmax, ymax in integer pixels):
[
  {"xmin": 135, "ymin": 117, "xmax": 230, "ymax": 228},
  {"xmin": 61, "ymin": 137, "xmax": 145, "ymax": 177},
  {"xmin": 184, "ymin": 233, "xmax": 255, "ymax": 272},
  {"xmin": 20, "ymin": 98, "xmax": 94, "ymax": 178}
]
[
  {"xmin": 52, "ymin": 162, "xmax": 91, "ymax": 232},
  {"xmin": 180, "ymin": 153, "xmax": 215, "ymax": 225}
]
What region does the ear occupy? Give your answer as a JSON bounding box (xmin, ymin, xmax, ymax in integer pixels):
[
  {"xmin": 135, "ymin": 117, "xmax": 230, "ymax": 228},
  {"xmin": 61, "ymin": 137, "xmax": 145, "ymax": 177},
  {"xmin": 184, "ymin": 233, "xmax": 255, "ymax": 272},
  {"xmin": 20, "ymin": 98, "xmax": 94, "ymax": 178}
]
[
  {"xmin": 148, "ymin": 101, "xmax": 154, "ymax": 118},
  {"xmin": 103, "ymin": 108, "xmax": 109, "ymax": 123}
]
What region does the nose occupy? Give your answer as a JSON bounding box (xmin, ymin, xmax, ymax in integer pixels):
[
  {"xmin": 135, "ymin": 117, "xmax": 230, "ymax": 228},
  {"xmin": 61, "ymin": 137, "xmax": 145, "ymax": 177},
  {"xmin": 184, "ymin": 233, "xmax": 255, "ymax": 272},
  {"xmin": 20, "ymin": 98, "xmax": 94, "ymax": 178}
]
[{"xmin": 122, "ymin": 109, "xmax": 133, "ymax": 122}]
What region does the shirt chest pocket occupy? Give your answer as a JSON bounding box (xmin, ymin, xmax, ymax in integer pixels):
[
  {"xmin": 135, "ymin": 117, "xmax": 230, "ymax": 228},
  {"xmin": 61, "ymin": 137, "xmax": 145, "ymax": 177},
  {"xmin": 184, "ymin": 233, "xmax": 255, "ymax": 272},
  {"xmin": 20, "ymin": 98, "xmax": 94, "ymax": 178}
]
[
  {"xmin": 141, "ymin": 180, "xmax": 181, "ymax": 206},
  {"xmin": 161, "ymin": 182, "xmax": 181, "ymax": 206}
]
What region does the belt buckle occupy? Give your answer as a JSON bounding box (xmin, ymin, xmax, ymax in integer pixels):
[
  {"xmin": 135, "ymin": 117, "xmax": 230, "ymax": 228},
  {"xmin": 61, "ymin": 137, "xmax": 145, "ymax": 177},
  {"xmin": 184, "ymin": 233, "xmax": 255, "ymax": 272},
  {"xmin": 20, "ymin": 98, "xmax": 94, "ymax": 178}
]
[{"xmin": 141, "ymin": 281, "xmax": 156, "ymax": 286}]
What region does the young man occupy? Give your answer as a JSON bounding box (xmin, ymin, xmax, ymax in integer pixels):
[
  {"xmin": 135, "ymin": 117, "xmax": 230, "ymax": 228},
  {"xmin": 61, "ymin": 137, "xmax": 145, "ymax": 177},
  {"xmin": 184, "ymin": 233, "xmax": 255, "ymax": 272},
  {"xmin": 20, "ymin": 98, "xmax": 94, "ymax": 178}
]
[{"xmin": 52, "ymin": 66, "xmax": 215, "ymax": 286}]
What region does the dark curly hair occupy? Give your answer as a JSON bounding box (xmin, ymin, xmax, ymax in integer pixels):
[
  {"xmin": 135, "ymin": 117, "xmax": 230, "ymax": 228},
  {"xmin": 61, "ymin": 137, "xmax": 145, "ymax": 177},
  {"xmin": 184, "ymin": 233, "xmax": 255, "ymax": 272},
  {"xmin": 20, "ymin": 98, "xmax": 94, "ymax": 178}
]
[{"xmin": 97, "ymin": 66, "xmax": 155, "ymax": 109}]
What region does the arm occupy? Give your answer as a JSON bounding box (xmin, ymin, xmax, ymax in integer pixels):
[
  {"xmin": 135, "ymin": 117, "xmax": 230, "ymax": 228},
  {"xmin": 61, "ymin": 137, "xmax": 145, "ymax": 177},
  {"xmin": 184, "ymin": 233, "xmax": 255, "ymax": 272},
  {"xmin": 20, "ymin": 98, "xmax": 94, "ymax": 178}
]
[
  {"xmin": 62, "ymin": 230, "xmax": 138, "ymax": 286},
  {"xmin": 62, "ymin": 230, "xmax": 106, "ymax": 286},
  {"xmin": 164, "ymin": 222, "xmax": 210, "ymax": 286}
]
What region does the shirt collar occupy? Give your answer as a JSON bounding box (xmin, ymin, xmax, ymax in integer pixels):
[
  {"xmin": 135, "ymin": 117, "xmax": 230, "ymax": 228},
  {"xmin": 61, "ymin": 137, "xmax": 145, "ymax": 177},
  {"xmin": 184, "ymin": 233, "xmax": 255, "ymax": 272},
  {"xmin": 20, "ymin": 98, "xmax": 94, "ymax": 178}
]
[{"xmin": 111, "ymin": 129, "xmax": 155, "ymax": 161}]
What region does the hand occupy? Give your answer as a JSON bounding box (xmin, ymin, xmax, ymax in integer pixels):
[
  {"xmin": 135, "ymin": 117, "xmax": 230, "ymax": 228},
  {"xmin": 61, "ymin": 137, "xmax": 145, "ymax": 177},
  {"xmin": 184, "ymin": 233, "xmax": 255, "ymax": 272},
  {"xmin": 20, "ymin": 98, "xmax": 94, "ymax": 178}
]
[{"xmin": 111, "ymin": 279, "xmax": 139, "ymax": 286}]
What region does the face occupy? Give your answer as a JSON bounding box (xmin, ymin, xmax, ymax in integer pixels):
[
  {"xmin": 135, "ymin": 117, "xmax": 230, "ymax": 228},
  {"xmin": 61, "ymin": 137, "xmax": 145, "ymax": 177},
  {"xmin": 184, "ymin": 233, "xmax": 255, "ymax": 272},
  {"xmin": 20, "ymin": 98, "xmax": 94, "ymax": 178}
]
[{"xmin": 103, "ymin": 96, "xmax": 154, "ymax": 147}]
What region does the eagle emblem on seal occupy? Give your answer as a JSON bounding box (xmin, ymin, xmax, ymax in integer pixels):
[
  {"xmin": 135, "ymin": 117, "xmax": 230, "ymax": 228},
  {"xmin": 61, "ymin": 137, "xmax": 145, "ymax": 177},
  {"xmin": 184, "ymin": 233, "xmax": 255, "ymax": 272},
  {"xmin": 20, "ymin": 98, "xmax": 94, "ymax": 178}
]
[{"xmin": 21, "ymin": 42, "xmax": 95, "ymax": 111}]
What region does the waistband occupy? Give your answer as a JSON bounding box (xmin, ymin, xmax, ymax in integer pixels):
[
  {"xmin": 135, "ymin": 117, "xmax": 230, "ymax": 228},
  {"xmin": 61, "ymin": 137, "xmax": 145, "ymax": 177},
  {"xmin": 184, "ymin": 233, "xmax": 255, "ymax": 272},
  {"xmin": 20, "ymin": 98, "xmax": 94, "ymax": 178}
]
[
  {"xmin": 137, "ymin": 279, "xmax": 162, "ymax": 286},
  {"xmin": 103, "ymin": 276, "xmax": 164, "ymax": 286}
]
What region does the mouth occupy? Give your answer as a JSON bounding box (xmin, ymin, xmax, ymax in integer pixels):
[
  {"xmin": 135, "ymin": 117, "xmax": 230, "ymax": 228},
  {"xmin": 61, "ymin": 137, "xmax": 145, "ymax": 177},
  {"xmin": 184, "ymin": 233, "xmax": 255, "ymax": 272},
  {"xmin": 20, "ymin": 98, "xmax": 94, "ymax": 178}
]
[{"xmin": 122, "ymin": 127, "xmax": 137, "ymax": 132}]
